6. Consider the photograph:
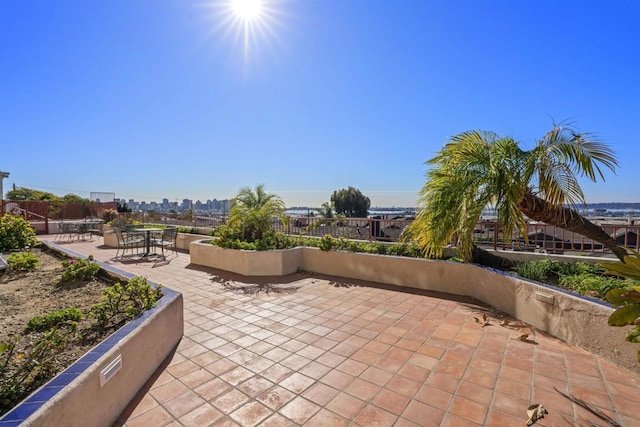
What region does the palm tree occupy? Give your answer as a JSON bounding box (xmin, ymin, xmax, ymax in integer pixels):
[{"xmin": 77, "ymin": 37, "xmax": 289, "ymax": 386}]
[
  {"xmin": 409, "ymin": 124, "xmax": 627, "ymax": 262},
  {"xmin": 317, "ymin": 202, "xmax": 335, "ymax": 219},
  {"xmin": 228, "ymin": 184, "xmax": 287, "ymax": 242}
]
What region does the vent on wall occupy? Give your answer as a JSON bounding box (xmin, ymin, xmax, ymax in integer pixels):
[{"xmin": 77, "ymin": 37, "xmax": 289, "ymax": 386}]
[
  {"xmin": 535, "ymin": 292, "xmax": 554, "ymax": 305},
  {"xmin": 100, "ymin": 355, "xmax": 122, "ymax": 387}
]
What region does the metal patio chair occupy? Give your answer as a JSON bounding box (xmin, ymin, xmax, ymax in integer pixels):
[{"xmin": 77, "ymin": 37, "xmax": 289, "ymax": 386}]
[
  {"xmin": 114, "ymin": 227, "xmax": 144, "ymax": 260},
  {"xmin": 151, "ymin": 227, "xmax": 178, "ymax": 259}
]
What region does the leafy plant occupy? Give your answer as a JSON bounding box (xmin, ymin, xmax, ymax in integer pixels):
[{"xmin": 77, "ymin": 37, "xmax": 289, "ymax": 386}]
[
  {"xmin": 318, "ymin": 234, "xmax": 336, "ymax": 251},
  {"xmin": 177, "ymin": 226, "xmax": 197, "ymax": 234},
  {"xmin": 0, "ymin": 329, "xmax": 68, "ymax": 415},
  {"xmin": 224, "ymin": 184, "xmax": 288, "ymax": 243},
  {"xmin": 90, "ymin": 276, "xmax": 163, "ymax": 329},
  {"xmin": 515, "ymin": 259, "xmax": 602, "ymax": 285},
  {"xmin": 213, "ymin": 225, "xmax": 293, "ymax": 251},
  {"xmin": 600, "ymin": 250, "xmax": 640, "ymax": 362},
  {"xmin": 6, "ymin": 252, "xmax": 39, "ymax": 272},
  {"xmin": 556, "ymin": 261, "xmax": 602, "ymax": 276},
  {"xmin": 212, "ymin": 231, "xmax": 430, "ymax": 259},
  {"xmin": 61, "ymin": 255, "xmax": 100, "ymax": 282},
  {"xmin": 559, "ymin": 274, "xmax": 633, "ymax": 299},
  {"xmin": 408, "ymin": 124, "xmax": 625, "ymax": 262},
  {"xmin": 0, "ymin": 214, "xmax": 38, "ymax": 252},
  {"xmin": 26, "ymin": 308, "xmax": 83, "ymax": 333},
  {"xmin": 515, "ymin": 259, "xmax": 559, "ymax": 283},
  {"xmin": 101, "ymin": 208, "xmax": 118, "ymax": 223}
]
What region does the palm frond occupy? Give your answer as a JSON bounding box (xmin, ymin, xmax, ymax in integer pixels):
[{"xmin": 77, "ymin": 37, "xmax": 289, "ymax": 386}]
[
  {"xmin": 536, "ymin": 124, "xmax": 617, "ymax": 184},
  {"xmin": 414, "ymin": 131, "xmax": 527, "ymax": 261}
]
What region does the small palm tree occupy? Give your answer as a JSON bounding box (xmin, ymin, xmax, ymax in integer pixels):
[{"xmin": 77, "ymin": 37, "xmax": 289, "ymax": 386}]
[
  {"xmin": 317, "ymin": 202, "xmax": 335, "ymax": 219},
  {"xmin": 410, "ymin": 123, "xmax": 627, "ymax": 262},
  {"xmin": 228, "ymin": 184, "xmax": 287, "ymax": 242}
]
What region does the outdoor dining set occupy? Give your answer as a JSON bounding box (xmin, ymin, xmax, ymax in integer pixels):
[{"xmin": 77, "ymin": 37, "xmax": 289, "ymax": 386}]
[
  {"xmin": 54, "ymin": 218, "xmax": 104, "ymax": 242},
  {"xmin": 113, "ymin": 226, "xmax": 178, "ymax": 261}
]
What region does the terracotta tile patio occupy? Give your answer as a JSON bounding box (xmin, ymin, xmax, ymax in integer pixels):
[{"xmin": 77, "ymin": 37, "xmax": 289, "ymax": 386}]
[{"xmin": 42, "ymin": 237, "xmax": 640, "ymax": 426}]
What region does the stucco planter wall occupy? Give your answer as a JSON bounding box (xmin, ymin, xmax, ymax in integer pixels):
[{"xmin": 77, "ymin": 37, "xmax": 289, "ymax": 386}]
[
  {"xmin": 176, "ymin": 233, "xmax": 207, "ymax": 251},
  {"xmin": 189, "ymin": 240, "xmax": 302, "ymax": 276},
  {"xmin": 0, "ymin": 243, "xmax": 184, "ymax": 427},
  {"xmin": 189, "ymin": 243, "xmax": 638, "ymax": 372},
  {"xmin": 103, "ymin": 230, "xmax": 118, "ymax": 247}
]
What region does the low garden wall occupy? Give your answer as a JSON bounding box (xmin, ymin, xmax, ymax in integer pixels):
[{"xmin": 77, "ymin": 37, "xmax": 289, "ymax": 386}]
[
  {"xmin": 0, "ymin": 243, "xmax": 184, "ymax": 427},
  {"xmin": 189, "ymin": 239, "xmax": 638, "ymax": 372},
  {"xmin": 190, "ymin": 241, "xmax": 302, "ymax": 276}
]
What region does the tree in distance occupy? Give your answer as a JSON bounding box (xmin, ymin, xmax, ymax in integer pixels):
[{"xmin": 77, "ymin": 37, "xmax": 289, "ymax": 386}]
[
  {"xmin": 408, "ymin": 122, "xmax": 627, "ymax": 262},
  {"xmin": 331, "ymin": 187, "xmax": 370, "ymax": 218}
]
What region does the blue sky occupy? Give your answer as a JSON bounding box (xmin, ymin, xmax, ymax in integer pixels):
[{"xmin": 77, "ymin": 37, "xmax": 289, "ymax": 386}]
[{"xmin": 1, "ymin": 0, "xmax": 639, "ymax": 207}]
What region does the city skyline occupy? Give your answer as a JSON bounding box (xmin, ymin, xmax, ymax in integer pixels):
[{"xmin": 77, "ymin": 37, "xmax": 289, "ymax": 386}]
[{"xmin": 2, "ymin": 1, "xmax": 639, "ymax": 207}]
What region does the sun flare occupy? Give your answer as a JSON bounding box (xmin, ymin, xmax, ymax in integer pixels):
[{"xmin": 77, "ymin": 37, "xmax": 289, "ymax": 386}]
[
  {"xmin": 231, "ymin": 0, "xmax": 263, "ymax": 21},
  {"xmin": 203, "ymin": 0, "xmax": 282, "ymax": 71}
]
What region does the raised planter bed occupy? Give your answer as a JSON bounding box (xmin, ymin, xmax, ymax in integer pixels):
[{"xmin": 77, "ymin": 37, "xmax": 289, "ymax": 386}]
[
  {"xmin": 0, "ymin": 242, "xmax": 184, "ymax": 427},
  {"xmin": 189, "ymin": 241, "xmax": 638, "ymax": 373},
  {"xmin": 189, "ymin": 240, "xmax": 302, "ymax": 276}
]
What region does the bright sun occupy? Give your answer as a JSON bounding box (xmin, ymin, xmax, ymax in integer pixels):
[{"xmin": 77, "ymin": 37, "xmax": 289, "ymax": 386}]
[
  {"xmin": 231, "ymin": 0, "xmax": 263, "ymax": 20},
  {"xmin": 204, "ymin": 0, "xmax": 279, "ymax": 70}
]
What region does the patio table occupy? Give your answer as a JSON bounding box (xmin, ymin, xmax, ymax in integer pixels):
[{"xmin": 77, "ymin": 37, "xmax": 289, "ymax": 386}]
[{"xmin": 133, "ymin": 228, "xmax": 163, "ymax": 257}]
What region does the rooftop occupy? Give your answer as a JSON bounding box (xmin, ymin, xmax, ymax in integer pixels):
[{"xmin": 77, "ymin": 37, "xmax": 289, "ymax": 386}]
[{"xmin": 41, "ymin": 236, "xmax": 639, "ymax": 426}]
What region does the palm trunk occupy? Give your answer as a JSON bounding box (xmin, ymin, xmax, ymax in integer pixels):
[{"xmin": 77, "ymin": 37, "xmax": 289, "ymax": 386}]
[{"xmin": 518, "ymin": 190, "xmax": 628, "ymax": 261}]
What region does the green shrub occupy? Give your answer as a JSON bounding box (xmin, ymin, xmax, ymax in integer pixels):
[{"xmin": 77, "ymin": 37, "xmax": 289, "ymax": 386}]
[
  {"xmin": 559, "ymin": 273, "xmax": 633, "ymax": 299},
  {"xmin": 515, "ymin": 258, "xmax": 634, "ymax": 299},
  {"xmin": 372, "ymin": 242, "xmax": 388, "ymax": 254},
  {"xmin": 515, "ymin": 260, "xmax": 554, "ymax": 283},
  {"xmin": 0, "ymin": 214, "xmax": 38, "ymax": 252},
  {"xmin": 318, "ymin": 234, "xmax": 336, "ymax": 251},
  {"xmin": 0, "ymin": 329, "xmax": 67, "ymax": 415},
  {"xmin": 90, "ymin": 276, "xmax": 163, "ymax": 329},
  {"xmin": 177, "ymin": 227, "xmax": 198, "ymax": 234},
  {"xmin": 6, "ymin": 252, "xmax": 39, "ymax": 272},
  {"xmin": 214, "ymin": 226, "xmax": 293, "ymax": 251},
  {"xmin": 213, "ymin": 230, "xmax": 428, "ymax": 259},
  {"xmin": 26, "ymin": 308, "xmax": 83, "ymax": 333},
  {"xmin": 177, "ymin": 226, "xmax": 216, "ymax": 236},
  {"xmin": 556, "ymin": 261, "xmax": 602, "ymax": 276},
  {"xmin": 256, "ymin": 231, "xmax": 290, "ymax": 250},
  {"xmin": 341, "ymin": 240, "xmax": 369, "ymax": 253},
  {"xmin": 515, "ymin": 258, "xmax": 577, "ymax": 283},
  {"xmin": 61, "ymin": 255, "xmax": 100, "ymax": 281}
]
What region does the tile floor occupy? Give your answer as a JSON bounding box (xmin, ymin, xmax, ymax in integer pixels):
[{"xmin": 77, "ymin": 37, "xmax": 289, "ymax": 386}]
[{"xmin": 42, "ymin": 236, "xmax": 640, "ymax": 426}]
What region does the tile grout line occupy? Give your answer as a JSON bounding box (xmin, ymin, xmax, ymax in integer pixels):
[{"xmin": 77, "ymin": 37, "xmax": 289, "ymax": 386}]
[{"xmin": 596, "ymin": 356, "xmax": 625, "ymax": 427}]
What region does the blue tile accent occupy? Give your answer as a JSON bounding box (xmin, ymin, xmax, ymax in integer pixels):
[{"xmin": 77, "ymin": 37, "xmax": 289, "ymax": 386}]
[
  {"xmin": 0, "ymin": 241, "xmax": 178, "ymax": 424},
  {"xmin": 59, "ymin": 360, "xmax": 94, "ymax": 375},
  {"xmin": 0, "ymin": 401, "xmax": 42, "ymax": 423},
  {"xmin": 23, "ymin": 386, "xmax": 63, "ymax": 403},
  {"xmin": 45, "ymin": 372, "xmax": 77, "ymax": 388}
]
